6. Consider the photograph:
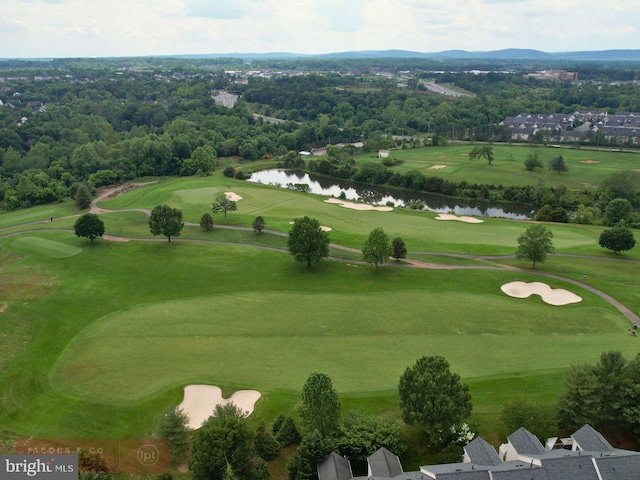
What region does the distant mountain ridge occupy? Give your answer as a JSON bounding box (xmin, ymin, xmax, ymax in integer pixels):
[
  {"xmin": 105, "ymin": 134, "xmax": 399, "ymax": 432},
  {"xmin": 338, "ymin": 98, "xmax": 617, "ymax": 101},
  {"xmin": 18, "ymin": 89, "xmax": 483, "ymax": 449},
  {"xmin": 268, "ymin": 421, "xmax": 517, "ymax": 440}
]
[{"xmin": 179, "ymin": 49, "xmax": 640, "ymax": 62}]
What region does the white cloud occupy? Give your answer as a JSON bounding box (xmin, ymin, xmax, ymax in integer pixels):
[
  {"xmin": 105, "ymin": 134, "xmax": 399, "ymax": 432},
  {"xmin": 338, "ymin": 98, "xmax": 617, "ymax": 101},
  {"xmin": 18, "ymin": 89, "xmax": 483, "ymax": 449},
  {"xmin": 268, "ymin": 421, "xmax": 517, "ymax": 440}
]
[{"xmin": 0, "ymin": 0, "xmax": 638, "ymax": 57}]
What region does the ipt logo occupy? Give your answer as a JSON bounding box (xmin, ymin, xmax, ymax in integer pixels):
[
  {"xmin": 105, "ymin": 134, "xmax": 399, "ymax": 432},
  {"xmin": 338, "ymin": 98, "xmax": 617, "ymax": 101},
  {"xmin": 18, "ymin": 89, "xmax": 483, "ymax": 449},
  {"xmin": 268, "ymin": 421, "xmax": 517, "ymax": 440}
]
[{"xmin": 2, "ymin": 455, "xmax": 78, "ymax": 480}]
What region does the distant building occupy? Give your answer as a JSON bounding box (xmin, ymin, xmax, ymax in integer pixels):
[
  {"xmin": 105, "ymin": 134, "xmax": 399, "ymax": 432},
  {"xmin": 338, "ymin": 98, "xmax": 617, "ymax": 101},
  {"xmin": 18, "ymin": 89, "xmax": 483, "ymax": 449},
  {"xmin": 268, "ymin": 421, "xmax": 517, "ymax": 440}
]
[
  {"xmin": 318, "ymin": 425, "xmax": 640, "ymax": 480},
  {"xmin": 212, "ymin": 91, "xmax": 239, "ymax": 108},
  {"xmin": 524, "ymin": 70, "xmax": 579, "ymax": 81},
  {"xmin": 378, "ymin": 150, "xmax": 390, "ymax": 158}
]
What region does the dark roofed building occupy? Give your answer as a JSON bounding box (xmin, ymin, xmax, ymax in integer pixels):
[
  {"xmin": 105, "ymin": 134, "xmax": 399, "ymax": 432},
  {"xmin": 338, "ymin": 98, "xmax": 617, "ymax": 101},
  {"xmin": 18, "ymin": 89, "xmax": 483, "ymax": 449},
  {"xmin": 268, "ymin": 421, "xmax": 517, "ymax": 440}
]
[
  {"xmin": 434, "ymin": 470, "xmax": 491, "ymax": 480},
  {"xmin": 571, "ymin": 424, "xmax": 614, "ymax": 453},
  {"xmin": 463, "ymin": 438, "xmax": 501, "ymax": 466},
  {"xmin": 490, "ymin": 468, "xmax": 550, "ymax": 480},
  {"xmin": 318, "ymin": 452, "xmax": 353, "ymax": 480},
  {"xmin": 368, "ymin": 447, "xmax": 404, "ymax": 478},
  {"xmin": 540, "ymin": 456, "xmax": 599, "ymax": 480},
  {"xmin": 505, "ymin": 428, "xmax": 547, "ymax": 459},
  {"xmin": 594, "ymin": 454, "xmax": 640, "ymax": 479}
]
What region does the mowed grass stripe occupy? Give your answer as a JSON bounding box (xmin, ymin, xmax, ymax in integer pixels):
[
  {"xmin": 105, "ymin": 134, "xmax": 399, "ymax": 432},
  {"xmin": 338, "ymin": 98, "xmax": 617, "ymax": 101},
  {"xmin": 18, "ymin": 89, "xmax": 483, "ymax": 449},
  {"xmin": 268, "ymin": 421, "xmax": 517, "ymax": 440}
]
[
  {"xmin": 50, "ymin": 288, "xmax": 626, "ymax": 403},
  {"xmin": 11, "ymin": 237, "xmax": 82, "ymax": 258}
]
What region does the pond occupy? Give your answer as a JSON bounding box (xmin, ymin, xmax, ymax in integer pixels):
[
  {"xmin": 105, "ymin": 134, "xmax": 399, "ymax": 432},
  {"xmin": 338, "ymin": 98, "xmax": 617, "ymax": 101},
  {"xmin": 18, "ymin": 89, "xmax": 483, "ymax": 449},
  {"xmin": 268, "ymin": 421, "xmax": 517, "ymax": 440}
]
[{"xmin": 247, "ymin": 169, "xmax": 535, "ymax": 220}]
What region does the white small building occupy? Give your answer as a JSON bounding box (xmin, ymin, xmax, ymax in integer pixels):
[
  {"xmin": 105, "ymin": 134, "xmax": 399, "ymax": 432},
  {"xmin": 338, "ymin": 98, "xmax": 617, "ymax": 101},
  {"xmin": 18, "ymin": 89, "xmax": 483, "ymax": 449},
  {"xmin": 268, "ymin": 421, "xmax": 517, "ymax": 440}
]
[{"xmin": 379, "ymin": 150, "xmax": 390, "ymax": 158}]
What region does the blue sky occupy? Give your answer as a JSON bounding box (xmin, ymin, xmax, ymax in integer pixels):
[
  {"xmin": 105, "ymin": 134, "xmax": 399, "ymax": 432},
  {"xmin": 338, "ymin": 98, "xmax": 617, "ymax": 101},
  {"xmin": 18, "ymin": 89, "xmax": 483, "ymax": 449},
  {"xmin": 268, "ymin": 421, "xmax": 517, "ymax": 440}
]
[{"xmin": 1, "ymin": 0, "xmax": 639, "ymax": 58}]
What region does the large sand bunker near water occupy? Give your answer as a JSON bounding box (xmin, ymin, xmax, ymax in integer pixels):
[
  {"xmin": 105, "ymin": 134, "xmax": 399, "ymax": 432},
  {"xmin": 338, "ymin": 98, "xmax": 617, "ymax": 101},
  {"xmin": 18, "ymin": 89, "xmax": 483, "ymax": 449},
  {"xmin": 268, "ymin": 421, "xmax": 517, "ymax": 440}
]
[
  {"xmin": 225, "ymin": 192, "xmax": 243, "ymax": 201},
  {"xmin": 325, "ymin": 198, "xmax": 393, "ymax": 211},
  {"xmin": 436, "ymin": 213, "xmax": 484, "ymax": 224},
  {"xmin": 501, "ymin": 281, "xmax": 582, "ymax": 306},
  {"xmin": 177, "ymin": 385, "xmax": 261, "ymax": 429}
]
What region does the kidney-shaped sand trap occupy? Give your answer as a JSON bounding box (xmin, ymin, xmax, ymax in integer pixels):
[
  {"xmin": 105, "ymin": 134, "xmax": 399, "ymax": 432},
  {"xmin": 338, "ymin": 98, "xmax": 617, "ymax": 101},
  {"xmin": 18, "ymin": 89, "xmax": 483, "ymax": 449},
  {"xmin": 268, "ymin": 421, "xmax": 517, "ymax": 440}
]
[
  {"xmin": 225, "ymin": 192, "xmax": 243, "ymax": 201},
  {"xmin": 501, "ymin": 281, "xmax": 582, "ymax": 306},
  {"xmin": 177, "ymin": 385, "xmax": 261, "ymax": 429},
  {"xmin": 325, "ymin": 198, "xmax": 393, "ymax": 211},
  {"xmin": 436, "ymin": 213, "xmax": 484, "ymax": 224}
]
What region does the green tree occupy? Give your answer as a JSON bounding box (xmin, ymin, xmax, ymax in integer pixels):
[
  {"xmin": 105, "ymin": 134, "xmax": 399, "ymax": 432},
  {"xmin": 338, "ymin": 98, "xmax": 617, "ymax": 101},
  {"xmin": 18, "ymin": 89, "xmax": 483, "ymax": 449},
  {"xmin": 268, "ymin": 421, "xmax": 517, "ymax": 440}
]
[
  {"xmin": 189, "ymin": 404, "xmax": 254, "ymax": 480},
  {"xmin": 200, "ymin": 213, "xmax": 214, "ymax": 231},
  {"xmin": 398, "ymin": 356, "xmax": 472, "ymax": 437},
  {"xmin": 534, "ymin": 204, "xmax": 554, "ymax": 222},
  {"xmin": 362, "ymin": 227, "xmax": 392, "ymax": 268},
  {"xmin": 287, "ymin": 217, "xmax": 330, "ymax": 267},
  {"xmin": 391, "ymin": 237, "xmax": 407, "ymax": 262},
  {"xmin": 254, "ymin": 423, "xmax": 281, "ymax": 461},
  {"xmin": 74, "ymin": 213, "xmax": 105, "ymax": 242},
  {"xmin": 149, "ymin": 204, "xmax": 184, "ymax": 242},
  {"xmin": 501, "ymin": 401, "xmax": 557, "ymax": 443},
  {"xmin": 515, "ymin": 224, "xmax": 554, "ymax": 268},
  {"xmin": 75, "ymin": 183, "xmax": 93, "ymax": 209},
  {"xmin": 252, "ymin": 216, "xmax": 266, "ymax": 234},
  {"xmin": 156, "ymin": 408, "xmax": 189, "ymax": 467},
  {"xmin": 524, "ymin": 153, "xmax": 543, "ymax": 171},
  {"xmin": 599, "ymin": 224, "xmax": 636, "ymax": 253},
  {"xmin": 212, "ymin": 193, "xmax": 238, "ymax": 218},
  {"xmin": 604, "ymin": 198, "xmax": 632, "ymax": 226},
  {"xmin": 274, "ymin": 417, "xmax": 301, "ymax": 447},
  {"xmin": 286, "ymin": 430, "xmax": 332, "ymax": 480},
  {"xmin": 335, "ymin": 412, "xmax": 404, "ymax": 467},
  {"xmin": 299, "ymin": 372, "xmax": 341, "ymax": 439},
  {"xmin": 557, "ymin": 351, "xmax": 640, "ymax": 441},
  {"xmin": 468, "ymin": 145, "xmax": 494, "ymax": 165},
  {"xmin": 550, "ymin": 155, "xmax": 568, "ymax": 173}
]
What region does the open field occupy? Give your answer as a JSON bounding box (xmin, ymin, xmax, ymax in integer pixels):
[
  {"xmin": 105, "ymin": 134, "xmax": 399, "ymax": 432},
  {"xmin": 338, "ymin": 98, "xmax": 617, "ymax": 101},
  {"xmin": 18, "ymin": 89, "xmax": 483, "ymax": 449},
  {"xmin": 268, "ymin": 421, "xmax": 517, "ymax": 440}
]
[
  {"xmin": 357, "ymin": 144, "xmax": 640, "ymax": 191},
  {"xmin": 1, "ymin": 173, "xmax": 639, "ymax": 453}
]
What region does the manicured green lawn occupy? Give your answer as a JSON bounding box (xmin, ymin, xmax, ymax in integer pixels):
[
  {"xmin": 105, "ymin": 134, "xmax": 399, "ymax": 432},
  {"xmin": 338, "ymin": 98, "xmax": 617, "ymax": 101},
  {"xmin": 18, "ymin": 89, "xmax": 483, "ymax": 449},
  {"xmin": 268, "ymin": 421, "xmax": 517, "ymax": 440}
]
[
  {"xmin": 357, "ymin": 144, "xmax": 640, "ymax": 191},
  {"xmin": 0, "ymin": 174, "xmax": 638, "ymax": 450}
]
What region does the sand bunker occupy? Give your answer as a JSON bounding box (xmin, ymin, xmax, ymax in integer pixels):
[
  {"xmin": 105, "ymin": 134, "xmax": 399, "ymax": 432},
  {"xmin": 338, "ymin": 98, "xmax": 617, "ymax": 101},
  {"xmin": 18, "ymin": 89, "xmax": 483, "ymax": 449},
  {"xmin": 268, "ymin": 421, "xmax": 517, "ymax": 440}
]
[
  {"xmin": 177, "ymin": 385, "xmax": 261, "ymax": 429},
  {"xmin": 325, "ymin": 198, "xmax": 393, "ymax": 211},
  {"xmin": 429, "ymin": 165, "xmax": 447, "ymax": 170},
  {"xmin": 436, "ymin": 213, "xmax": 484, "ymax": 224},
  {"xmin": 0, "ymin": 302, "xmax": 7, "ymax": 313},
  {"xmin": 225, "ymin": 192, "xmax": 243, "ymax": 201},
  {"xmin": 289, "ymin": 221, "xmax": 332, "ymax": 231},
  {"xmin": 501, "ymin": 281, "xmax": 582, "ymax": 306},
  {"xmin": 581, "ymin": 159, "xmax": 600, "ymax": 164}
]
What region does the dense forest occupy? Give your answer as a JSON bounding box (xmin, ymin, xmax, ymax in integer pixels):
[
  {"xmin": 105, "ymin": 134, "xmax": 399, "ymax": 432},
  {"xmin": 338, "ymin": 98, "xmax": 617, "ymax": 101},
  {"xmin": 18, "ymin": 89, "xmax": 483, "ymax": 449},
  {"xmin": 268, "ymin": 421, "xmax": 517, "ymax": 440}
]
[{"xmin": 1, "ymin": 56, "xmax": 639, "ymax": 218}]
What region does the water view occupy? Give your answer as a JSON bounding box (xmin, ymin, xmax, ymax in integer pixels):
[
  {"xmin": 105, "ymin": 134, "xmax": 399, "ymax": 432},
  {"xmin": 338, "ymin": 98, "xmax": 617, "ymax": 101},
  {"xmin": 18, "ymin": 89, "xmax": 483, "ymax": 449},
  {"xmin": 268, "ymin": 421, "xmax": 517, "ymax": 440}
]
[{"xmin": 247, "ymin": 169, "xmax": 536, "ymax": 220}]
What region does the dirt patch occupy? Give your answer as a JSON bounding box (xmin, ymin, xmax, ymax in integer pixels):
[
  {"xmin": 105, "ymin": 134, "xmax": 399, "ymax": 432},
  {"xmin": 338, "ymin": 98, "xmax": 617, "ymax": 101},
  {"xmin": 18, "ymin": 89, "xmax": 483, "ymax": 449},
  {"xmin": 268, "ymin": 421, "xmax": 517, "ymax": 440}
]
[
  {"xmin": 581, "ymin": 160, "xmax": 600, "ymax": 164},
  {"xmin": 103, "ymin": 181, "xmax": 158, "ymax": 199},
  {"xmin": 437, "ymin": 155, "xmax": 448, "ymax": 158},
  {"xmin": 102, "ymin": 235, "xmax": 130, "ymax": 243},
  {"xmin": 0, "ymin": 302, "xmax": 7, "ymax": 313},
  {"xmin": 632, "ymin": 169, "xmax": 640, "ymax": 173},
  {"xmin": 460, "ymin": 153, "xmax": 469, "ymax": 156}
]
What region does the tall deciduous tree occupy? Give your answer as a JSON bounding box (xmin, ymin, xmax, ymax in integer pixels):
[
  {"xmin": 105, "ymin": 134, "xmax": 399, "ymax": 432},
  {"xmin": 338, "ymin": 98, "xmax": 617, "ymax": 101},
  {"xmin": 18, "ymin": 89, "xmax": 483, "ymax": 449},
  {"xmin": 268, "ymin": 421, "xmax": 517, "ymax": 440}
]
[
  {"xmin": 287, "ymin": 217, "xmax": 330, "ymax": 267},
  {"xmin": 398, "ymin": 356, "xmax": 472, "ymax": 437},
  {"xmin": 391, "ymin": 237, "xmax": 407, "ymax": 262},
  {"xmin": 189, "ymin": 404, "xmax": 254, "ymax": 480},
  {"xmin": 362, "ymin": 227, "xmax": 392, "ymax": 268},
  {"xmin": 212, "ymin": 193, "xmax": 238, "ymax": 218},
  {"xmin": 75, "ymin": 183, "xmax": 93, "ymax": 209},
  {"xmin": 515, "ymin": 224, "xmax": 554, "ymax": 268},
  {"xmin": 604, "ymin": 198, "xmax": 632, "ymax": 226},
  {"xmin": 299, "ymin": 372, "xmax": 341, "ymax": 439},
  {"xmin": 149, "ymin": 204, "xmax": 184, "ymax": 242},
  {"xmin": 599, "ymin": 224, "xmax": 636, "ymax": 253},
  {"xmin": 74, "ymin": 213, "xmax": 105, "ymax": 242},
  {"xmin": 469, "ymin": 145, "xmax": 494, "ymax": 165}
]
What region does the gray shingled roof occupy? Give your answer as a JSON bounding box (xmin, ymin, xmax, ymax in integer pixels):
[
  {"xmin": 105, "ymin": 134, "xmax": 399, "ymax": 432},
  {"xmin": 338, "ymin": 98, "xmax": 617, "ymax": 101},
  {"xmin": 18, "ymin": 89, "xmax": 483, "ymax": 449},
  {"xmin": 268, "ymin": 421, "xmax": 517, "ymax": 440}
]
[
  {"xmin": 571, "ymin": 424, "xmax": 614, "ymax": 452},
  {"xmin": 593, "ymin": 454, "xmax": 640, "ymax": 479},
  {"xmin": 507, "ymin": 428, "xmax": 546, "ymax": 455},
  {"xmin": 464, "ymin": 438, "xmax": 501, "ymax": 466},
  {"xmin": 317, "ymin": 452, "xmax": 352, "ymax": 480},
  {"xmin": 368, "ymin": 447, "xmax": 403, "ymax": 478},
  {"xmin": 435, "ymin": 470, "xmax": 491, "ymax": 480},
  {"xmin": 540, "ymin": 456, "xmax": 599, "ymax": 480},
  {"xmin": 490, "ymin": 468, "xmax": 550, "ymax": 480}
]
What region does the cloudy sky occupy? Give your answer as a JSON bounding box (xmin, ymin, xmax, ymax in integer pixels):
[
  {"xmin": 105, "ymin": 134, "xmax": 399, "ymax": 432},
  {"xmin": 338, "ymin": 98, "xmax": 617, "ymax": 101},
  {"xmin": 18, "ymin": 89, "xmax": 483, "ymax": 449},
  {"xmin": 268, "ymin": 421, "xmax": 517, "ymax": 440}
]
[{"xmin": 1, "ymin": 0, "xmax": 639, "ymax": 58}]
